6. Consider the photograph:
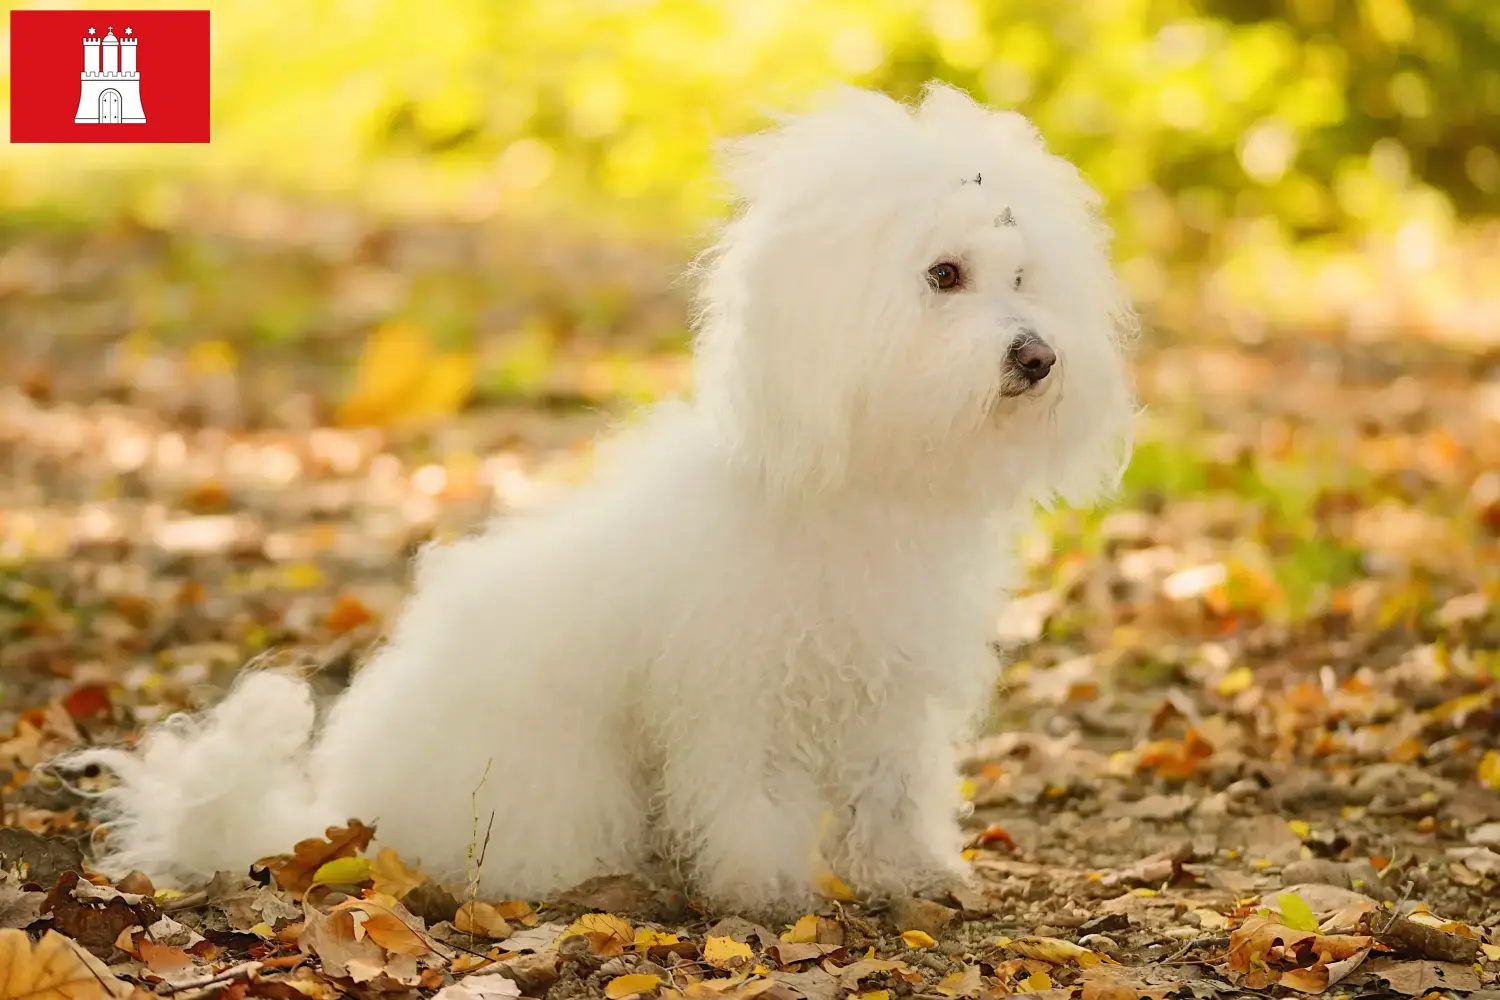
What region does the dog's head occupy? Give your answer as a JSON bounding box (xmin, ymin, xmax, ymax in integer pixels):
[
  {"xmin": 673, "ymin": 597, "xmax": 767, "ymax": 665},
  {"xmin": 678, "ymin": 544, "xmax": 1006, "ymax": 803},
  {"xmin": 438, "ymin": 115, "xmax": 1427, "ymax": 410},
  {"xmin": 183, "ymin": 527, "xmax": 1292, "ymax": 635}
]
[{"xmin": 693, "ymin": 83, "xmax": 1136, "ymax": 509}]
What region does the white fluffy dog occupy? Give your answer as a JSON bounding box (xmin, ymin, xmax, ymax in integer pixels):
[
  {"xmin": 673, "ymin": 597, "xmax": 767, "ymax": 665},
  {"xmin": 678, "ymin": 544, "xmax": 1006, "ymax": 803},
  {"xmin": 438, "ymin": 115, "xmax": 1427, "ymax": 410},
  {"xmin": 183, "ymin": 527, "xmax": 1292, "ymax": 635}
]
[{"xmin": 72, "ymin": 83, "xmax": 1135, "ymax": 916}]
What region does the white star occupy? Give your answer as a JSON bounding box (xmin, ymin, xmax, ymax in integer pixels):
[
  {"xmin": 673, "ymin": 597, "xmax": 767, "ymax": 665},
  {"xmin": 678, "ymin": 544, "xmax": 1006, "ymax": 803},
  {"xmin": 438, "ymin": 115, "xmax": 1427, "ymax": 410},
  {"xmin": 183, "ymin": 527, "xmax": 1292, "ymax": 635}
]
[
  {"xmin": 125, "ymin": 27, "xmax": 132, "ymax": 35},
  {"xmin": 88, "ymin": 26, "xmax": 96, "ymax": 35}
]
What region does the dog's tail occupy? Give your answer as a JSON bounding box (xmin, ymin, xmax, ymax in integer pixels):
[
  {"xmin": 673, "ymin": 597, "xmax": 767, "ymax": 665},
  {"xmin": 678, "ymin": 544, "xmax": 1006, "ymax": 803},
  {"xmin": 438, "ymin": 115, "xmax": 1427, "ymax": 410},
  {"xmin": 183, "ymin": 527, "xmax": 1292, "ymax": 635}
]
[{"xmin": 61, "ymin": 671, "xmax": 336, "ymax": 884}]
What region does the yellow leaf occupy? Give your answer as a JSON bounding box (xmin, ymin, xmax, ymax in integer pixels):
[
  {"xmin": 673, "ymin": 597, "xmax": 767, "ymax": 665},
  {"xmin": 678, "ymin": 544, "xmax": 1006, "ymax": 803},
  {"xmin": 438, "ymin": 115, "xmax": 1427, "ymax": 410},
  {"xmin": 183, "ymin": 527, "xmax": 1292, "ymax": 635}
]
[
  {"xmin": 1287, "ymin": 819, "xmax": 1311, "ymax": 839},
  {"xmin": 369, "ymin": 848, "xmax": 428, "ymax": 899},
  {"xmin": 186, "ymin": 339, "xmax": 239, "ymax": 376},
  {"xmin": 0, "ymin": 928, "xmax": 131, "ymax": 999},
  {"xmin": 861, "ymin": 993, "xmax": 891, "ymax": 1000},
  {"xmin": 312, "ymin": 856, "xmax": 372, "ymax": 886},
  {"xmin": 959, "ymin": 779, "xmax": 977, "ymax": 801},
  {"xmin": 563, "ymin": 913, "xmax": 633, "ymax": 957},
  {"xmin": 1130, "ymin": 888, "xmax": 1158, "ymax": 897},
  {"xmin": 1215, "ymin": 666, "xmax": 1253, "ymax": 697},
  {"xmin": 634, "ymin": 929, "xmax": 681, "ymax": 951},
  {"xmin": 1481, "ymin": 943, "xmax": 1500, "ymax": 960},
  {"xmin": 1011, "ymin": 937, "xmax": 1100, "ymax": 967},
  {"xmin": 1277, "ymin": 892, "xmax": 1320, "ymax": 933},
  {"xmin": 704, "ymin": 935, "xmax": 755, "ymax": 970},
  {"xmin": 1020, "ymin": 971, "xmax": 1053, "ymax": 992},
  {"xmin": 936, "ymin": 965, "xmax": 982, "ymax": 997},
  {"xmin": 339, "ymin": 322, "xmax": 433, "ymax": 427},
  {"xmin": 1480, "ymin": 751, "xmax": 1500, "ymax": 790},
  {"xmin": 281, "ymin": 562, "xmax": 326, "ymax": 590},
  {"xmin": 814, "ymin": 869, "xmax": 856, "ymax": 901},
  {"xmin": 606, "ymin": 973, "xmax": 663, "ymax": 999},
  {"xmin": 1193, "ymin": 909, "xmax": 1230, "ymax": 931},
  {"xmin": 899, "ymin": 930, "xmax": 936, "ymax": 949},
  {"xmin": 455, "ymin": 901, "xmax": 513, "ymax": 939},
  {"xmin": 781, "ymin": 915, "xmax": 820, "ymax": 944},
  {"xmin": 247, "ymin": 922, "xmax": 275, "ymax": 939},
  {"xmin": 405, "ymin": 352, "xmax": 477, "ymax": 422}
]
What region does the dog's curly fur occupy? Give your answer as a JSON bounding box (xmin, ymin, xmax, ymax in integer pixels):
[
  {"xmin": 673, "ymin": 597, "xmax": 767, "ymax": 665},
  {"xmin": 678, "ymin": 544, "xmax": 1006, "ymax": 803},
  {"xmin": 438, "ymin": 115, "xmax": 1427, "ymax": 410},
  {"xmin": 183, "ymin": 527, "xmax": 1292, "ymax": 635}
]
[{"xmin": 65, "ymin": 83, "xmax": 1135, "ymax": 916}]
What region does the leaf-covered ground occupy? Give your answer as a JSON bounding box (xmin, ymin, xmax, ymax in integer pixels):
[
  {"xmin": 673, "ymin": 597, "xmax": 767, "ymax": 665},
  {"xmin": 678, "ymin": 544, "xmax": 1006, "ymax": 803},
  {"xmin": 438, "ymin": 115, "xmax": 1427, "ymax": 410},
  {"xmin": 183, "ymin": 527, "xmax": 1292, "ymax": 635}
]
[{"xmin": 1, "ymin": 220, "xmax": 1499, "ymax": 999}]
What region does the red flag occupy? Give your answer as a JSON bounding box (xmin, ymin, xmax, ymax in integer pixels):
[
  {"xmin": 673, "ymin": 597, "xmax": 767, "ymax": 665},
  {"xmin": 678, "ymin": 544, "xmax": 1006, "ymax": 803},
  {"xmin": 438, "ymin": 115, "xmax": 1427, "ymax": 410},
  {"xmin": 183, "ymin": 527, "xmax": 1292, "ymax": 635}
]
[{"xmin": 9, "ymin": 9, "xmax": 210, "ymax": 143}]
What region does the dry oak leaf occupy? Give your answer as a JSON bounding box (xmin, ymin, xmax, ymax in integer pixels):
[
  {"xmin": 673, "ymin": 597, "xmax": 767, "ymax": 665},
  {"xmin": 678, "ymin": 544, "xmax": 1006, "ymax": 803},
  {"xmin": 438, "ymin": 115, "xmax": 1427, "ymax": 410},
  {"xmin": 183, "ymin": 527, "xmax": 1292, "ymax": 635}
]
[
  {"xmin": 1228, "ymin": 915, "xmax": 1373, "ymax": 991},
  {"xmin": 935, "ymin": 965, "xmax": 982, "ymax": 998},
  {"xmin": 561, "ymin": 914, "xmax": 633, "ymax": 957},
  {"xmin": 0, "ymin": 928, "xmax": 133, "ymax": 999},
  {"xmin": 299, "ymin": 898, "xmax": 419, "ymax": 985},
  {"xmin": 454, "ymin": 902, "xmax": 512, "ymax": 940},
  {"xmin": 255, "ymin": 820, "xmax": 376, "ymax": 894}
]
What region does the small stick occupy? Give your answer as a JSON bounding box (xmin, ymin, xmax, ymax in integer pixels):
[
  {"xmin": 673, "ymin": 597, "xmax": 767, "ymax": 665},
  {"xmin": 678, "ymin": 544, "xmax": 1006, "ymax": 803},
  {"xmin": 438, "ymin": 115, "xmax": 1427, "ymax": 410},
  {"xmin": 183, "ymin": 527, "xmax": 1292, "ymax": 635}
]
[{"xmin": 158, "ymin": 960, "xmax": 264, "ymax": 995}]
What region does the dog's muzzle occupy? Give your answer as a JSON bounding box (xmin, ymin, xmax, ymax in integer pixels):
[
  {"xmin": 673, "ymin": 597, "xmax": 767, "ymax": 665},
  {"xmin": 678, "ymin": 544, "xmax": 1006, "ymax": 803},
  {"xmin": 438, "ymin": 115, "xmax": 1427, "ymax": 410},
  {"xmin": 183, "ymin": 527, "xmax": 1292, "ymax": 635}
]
[
  {"xmin": 1009, "ymin": 331, "xmax": 1056, "ymax": 384},
  {"xmin": 999, "ymin": 331, "xmax": 1056, "ymax": 397}
]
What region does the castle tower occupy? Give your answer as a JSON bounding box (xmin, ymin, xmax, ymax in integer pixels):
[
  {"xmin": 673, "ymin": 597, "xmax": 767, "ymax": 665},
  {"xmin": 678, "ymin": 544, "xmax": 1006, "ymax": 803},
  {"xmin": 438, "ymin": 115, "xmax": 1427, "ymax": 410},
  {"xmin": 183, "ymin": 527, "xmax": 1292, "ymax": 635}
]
[
  {"xmin": 121, "ymin": 29, "xmax": 138, "ymax": 73},
  {"xmin": 74, "ymin": 24, "xmax": 145, "ymax": 124},
  {"xmin": 101, "ymin": 26, "xmax": 118, "ymax": 73},
  {"xmin": 83, "ymin": 27, "xmax": 100, "ymax": 73}
]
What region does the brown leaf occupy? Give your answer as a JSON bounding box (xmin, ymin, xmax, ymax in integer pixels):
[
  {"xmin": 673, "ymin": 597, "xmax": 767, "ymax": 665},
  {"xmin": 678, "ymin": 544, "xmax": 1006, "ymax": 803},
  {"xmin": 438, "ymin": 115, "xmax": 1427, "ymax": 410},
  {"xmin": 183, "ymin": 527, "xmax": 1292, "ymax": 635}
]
[
  {"xmin": 204, "ymin": 872, "xmax": 301, "ymax": 932},
  {"xmin": 137, "ymin": 938, "xmax": 194, "ymax": 977},
  {"xmin": 1364, "ymin": 957, "xmax": 1481, "ymax": 996},
  {"xmin": 368, "ymin": 849, "xmax": 428, "ymax": 900},
  {"xmin": 324, "ymin": 595, "xmax": 375, "ymax": 636},
  {"xmin": 41, "ymin": 872, "xmax": 157, "ymax": 959},
  {"xmin": 454, "ymin": 902, "xmax": 512, "ymax": 940},
  {"xmin": 0, "ymin": 830, "xmax": 84, "ymax": 888},
  {"xmin": 0, "ymin": 878, "xmax": 44, "ymax": 932},
  {"xmin": 561, "ymin": 914, "xmax": 632, "ymax": 957},
  {"xmin": 255, "ymin": 820, "xmax": 376, "ymax": 894},
  {"xmin": 0, "ymin": 928, "xmax": 133, "ymax": 999}
]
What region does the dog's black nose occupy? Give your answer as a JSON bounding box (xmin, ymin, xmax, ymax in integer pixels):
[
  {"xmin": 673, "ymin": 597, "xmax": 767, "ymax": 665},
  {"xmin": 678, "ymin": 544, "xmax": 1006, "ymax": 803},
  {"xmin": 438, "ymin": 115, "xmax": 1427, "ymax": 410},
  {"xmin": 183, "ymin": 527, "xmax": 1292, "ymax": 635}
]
[{"xmin": 1010, "ymin": 335, "xmax": 1056, "ymax": 384}]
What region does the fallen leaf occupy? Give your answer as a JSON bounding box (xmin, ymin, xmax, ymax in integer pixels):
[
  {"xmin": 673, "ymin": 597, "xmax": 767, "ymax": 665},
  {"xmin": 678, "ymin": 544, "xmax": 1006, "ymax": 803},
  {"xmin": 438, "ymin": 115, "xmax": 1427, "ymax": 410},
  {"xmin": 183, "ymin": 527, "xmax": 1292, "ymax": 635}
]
[
  {"xmin": 634, "ymin": 929, "xmax": 681, "ymax": 951},
  {"xmin": 430, "ymin": 975, "xmax": 524, "ymax": 1000},
  {"xmin": 497, "ymin": 921, "xmax": 565, "ymax": 953},
  {"xmin": 256, "ymin": 820, "xmax": 376, "ymax": 894},
  {"xmin": 0, "ymin": 878, "xmax": 44, "ymax": 931},
  {"xmin": 324, "ymin": 594, "xmax": 376, "ymax": 635},
  {"xmin": 138, "ymin": 938, "xmax": 195, "ymax": 977},
  {"xmin": 935, "ymin": 964, "xmax": 982, "ymax": 998},
  {"xmin": 562, "ymin": 913, "xmax": 633, "ymax": 957},
  {"xmin": 1277, "ymin": 892, "xmax": 1320, "ymax": 932},
  {"xmin": 605, "ymin": 973, "xmax": 663, "ymax": 998},
  {"xmin": 204, "ymin": 872, "xmax": 301, "ymax": 932},
  {"xmin": 704, "ymin": 935, "xmax": 755, "ymax": 970},
  {"xmin": 1479, "ymin": 750, "xmax": 1500, "ymax": 790},
  {"xmin": 0, "ymin": 928, "xmax": 132, "ymax": 999},
  {"xmin": 1278, "ymin": 947, "xmax": 1371, "ymax": 994},
  {"xmin": 835, "ymin": 958, "xmax": 909, "ymax": 988},
  {"xmin": 312, "ymin": 856, "xmax": 373, "ymax": 887},
  {"xmin": 1019, "ymin": 970, "xmax": 1053, "ymax": 992},
  {"xmin": 334, "ymin": 895, "xmax": 432, "ymax": 957},
  {"xmin": 1365, "ymin": 957, "xmax": 1481, "ymax": 995},
  {"xmin": 781, "ymin": 916, "xmax": 820, "ymax": 944},
  {"xmin": 898, "ymin": 930, "xmax": 935, "ymax": 949},
  {"xmin": 455, "ymin": 901, "xmax": 513, "ymax": 940},
  {"xmin": 369, "ymin": 848, "xmax": 429, "ymax": 899},
  {"xmin": 1010, "ymin": 937, "xmax": 1104, "ymax": 968},
  {"xmin": 813, "ymin": 870, "xmax": 856, "ymax": 902}
]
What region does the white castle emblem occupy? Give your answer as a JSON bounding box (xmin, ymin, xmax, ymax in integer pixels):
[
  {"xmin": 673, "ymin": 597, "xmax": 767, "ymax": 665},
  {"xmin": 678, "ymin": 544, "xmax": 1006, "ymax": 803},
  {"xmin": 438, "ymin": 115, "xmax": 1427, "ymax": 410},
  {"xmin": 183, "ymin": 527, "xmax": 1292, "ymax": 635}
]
[{"xmin": 74, "ymin": 25, "xmax": 146, "ymax": 124}]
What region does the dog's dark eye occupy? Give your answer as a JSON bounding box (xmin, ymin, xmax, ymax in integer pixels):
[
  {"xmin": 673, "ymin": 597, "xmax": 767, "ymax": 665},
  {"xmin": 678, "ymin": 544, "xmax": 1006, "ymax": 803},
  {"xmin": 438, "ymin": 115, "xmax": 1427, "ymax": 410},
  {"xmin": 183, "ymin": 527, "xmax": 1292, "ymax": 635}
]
[
  {"xmin": 1014, "ymin": 270, "xmax": 1024, "ymax": 291},
  {"xmin": 928, "ymin": 262, "xmax": 962, "ymax": 291}
]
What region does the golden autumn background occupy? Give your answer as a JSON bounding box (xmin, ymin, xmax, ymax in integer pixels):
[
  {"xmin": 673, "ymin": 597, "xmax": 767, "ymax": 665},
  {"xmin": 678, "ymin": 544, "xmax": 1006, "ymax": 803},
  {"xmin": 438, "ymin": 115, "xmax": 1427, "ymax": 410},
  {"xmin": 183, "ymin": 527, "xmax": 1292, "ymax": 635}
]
[{"xmin": 0, "ymin": 1, "xmax": 1499, "ymax": 996}]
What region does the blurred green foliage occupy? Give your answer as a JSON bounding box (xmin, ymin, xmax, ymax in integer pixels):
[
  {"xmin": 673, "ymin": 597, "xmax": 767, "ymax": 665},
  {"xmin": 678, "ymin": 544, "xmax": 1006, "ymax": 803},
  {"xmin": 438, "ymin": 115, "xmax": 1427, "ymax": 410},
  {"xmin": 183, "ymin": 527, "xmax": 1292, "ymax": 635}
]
[{"xmin": 2, "ymin": 0, "xmax": 1497, "ymax": 328}]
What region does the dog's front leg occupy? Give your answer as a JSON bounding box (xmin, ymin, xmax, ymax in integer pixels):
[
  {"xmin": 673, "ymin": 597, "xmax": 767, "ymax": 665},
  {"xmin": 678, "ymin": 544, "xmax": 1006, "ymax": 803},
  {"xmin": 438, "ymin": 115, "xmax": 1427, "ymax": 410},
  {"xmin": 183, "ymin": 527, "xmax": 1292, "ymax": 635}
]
[
  {"xmin": 825, "ymin": 708, "xmax": 971, "ymax": 901},
  {"xmin": 663, "ymin": 731, "xmax": 822, "ymax": 917}
]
